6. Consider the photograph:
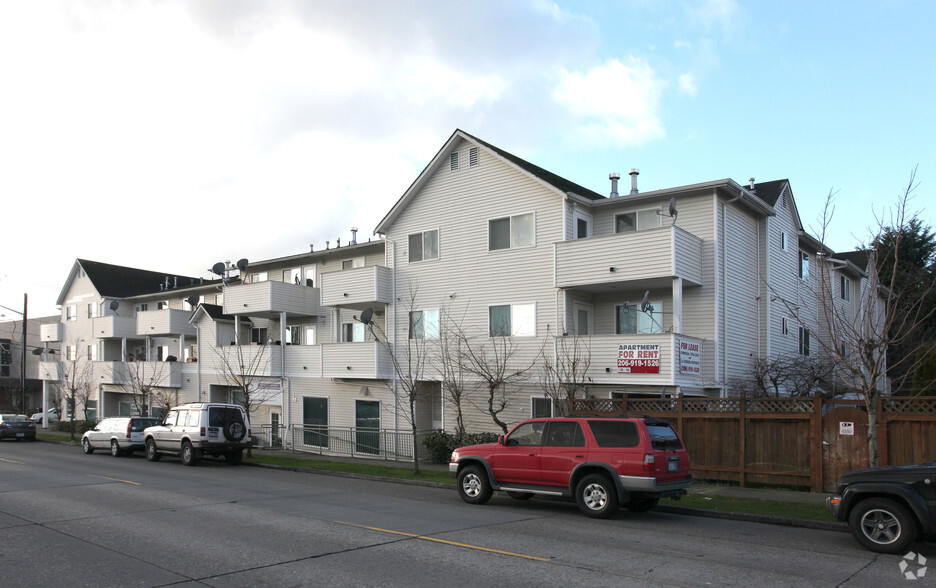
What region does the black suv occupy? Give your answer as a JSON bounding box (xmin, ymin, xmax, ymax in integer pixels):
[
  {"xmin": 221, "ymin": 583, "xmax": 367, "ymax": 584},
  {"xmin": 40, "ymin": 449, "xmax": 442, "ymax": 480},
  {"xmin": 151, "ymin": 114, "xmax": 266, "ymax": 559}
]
[{"xmin": 826, "ymin": 462, "xmax": 936, "ymax": 553}]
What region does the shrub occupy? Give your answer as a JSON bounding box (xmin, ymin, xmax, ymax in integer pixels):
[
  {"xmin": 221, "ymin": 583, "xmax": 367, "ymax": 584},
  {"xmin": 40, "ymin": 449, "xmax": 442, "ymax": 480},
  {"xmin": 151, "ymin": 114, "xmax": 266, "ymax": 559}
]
[
  {"xmin": 51, "ymin": 419, "xmax": 96, "ymax": 435},
  {"xmin": 422, "ymin": 431, "xmax": 501, "ymax": 464}
]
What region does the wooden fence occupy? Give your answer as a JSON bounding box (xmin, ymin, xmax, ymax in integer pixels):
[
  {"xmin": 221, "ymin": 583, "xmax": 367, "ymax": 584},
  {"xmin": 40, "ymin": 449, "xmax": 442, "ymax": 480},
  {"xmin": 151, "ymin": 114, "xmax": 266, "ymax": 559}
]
[{"xmin": 571, "ymin": 395, "xmax": 936, "ymax": 492}]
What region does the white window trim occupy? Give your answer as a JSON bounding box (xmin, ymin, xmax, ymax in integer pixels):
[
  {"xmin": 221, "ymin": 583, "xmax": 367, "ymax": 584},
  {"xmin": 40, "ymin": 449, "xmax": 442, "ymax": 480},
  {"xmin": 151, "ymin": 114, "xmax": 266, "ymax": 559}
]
[
  {"xmin": 488, "ymin": 302, "xmax": 537, "ymax": 338},
  {"xmin": 408, "ymin": 229, "xmax": 440, "ymax": 263},
  {"xmin": 614, "ymin": 208, "xmax": 663, "ymax": 233}
]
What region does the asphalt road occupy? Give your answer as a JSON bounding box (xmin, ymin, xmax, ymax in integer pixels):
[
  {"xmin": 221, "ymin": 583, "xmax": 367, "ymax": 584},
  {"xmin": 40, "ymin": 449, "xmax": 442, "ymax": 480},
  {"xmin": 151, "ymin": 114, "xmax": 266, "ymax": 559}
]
[{"xmin": 0, "ymin": 441, "xmax": 930, "ymax": 587}]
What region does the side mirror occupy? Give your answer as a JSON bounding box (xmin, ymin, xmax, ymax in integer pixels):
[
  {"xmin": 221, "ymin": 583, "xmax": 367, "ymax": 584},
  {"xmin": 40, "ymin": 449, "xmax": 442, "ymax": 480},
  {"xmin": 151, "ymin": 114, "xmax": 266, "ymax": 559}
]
[{"xmin": 498, "ymin": 435, "xmax": 505, "ymax": 445}]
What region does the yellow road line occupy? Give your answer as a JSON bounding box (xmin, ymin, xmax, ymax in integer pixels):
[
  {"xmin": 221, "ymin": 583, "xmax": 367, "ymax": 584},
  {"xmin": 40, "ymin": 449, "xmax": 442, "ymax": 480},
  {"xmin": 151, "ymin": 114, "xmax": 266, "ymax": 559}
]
[
  {"xmin": 0, "ymin": 457, "xmax": 25, "ymax": 464},
  {"xmin": 89, "ymin": 474, "xmax": 141, "ymax": 486},
  {"xmin": 336, "ymin": 521, "xmax": 551, "ymax": 562}
]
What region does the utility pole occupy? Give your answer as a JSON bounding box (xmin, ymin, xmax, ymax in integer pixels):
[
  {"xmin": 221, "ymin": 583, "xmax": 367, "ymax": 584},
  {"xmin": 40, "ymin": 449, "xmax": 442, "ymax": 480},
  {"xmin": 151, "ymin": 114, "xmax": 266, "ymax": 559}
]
[{"xmin": 21, "ymin": 293, "xmax": 27, "ymax": 414}]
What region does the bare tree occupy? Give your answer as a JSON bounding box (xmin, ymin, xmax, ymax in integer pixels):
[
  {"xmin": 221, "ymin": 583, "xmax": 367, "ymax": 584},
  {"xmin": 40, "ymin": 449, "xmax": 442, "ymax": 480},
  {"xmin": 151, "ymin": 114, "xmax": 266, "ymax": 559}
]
[
  {"xmin": 777, "ymin": 171, "xmax": 936, "ymax": 466},
  {"xmin": 60, "ymin": 338, "xmax": 93, "ymax": 440},
  {"xmin": 109, "ymin": 359, "xmax": 171, "ymax": 417},
  {"xmin": 438, "ymin": 307, "xmax": 469, "ymax": 437},
  {"xmin": 456, "ymin": 325, "xmax": 543, "ymax": 435},
  {"xmin": 732, "ymin": 354, "xmax": 834, "ymax": 398},
  {"xmin": 216, "ymin": 339, "xmax": 280, "ymax": 456},
  {"xmin": 539, "ymin": 328, "xmax": 591, "ymax": 415},
  {"xmin": 364, "ymin": 285, "xmax": 434, "ymax": 474}
]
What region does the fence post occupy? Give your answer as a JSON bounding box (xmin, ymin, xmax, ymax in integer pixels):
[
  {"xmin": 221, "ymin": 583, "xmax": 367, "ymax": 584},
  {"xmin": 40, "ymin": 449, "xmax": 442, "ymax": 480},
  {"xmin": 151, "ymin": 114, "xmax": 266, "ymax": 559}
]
[
  {"xmin": 739, "ymin": 397, "xmax": 746, "ymax": 488},
  {"xmin": 811, "ymin": 396, "xmax": 822, "ymax": 492}
]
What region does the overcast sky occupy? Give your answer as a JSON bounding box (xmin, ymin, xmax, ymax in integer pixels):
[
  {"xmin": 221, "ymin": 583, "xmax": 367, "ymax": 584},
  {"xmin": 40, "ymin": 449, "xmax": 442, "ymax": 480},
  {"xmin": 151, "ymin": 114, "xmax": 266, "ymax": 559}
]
[{"xmin": 1, "ymin": 0, "xmax": 933, "ymax": 318}]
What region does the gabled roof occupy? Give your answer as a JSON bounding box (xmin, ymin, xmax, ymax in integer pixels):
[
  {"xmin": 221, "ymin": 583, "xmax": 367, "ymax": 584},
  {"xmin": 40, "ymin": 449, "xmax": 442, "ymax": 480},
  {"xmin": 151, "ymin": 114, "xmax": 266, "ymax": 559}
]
[
  {"xmin": 751, "ymin": 179, "xmax": 790, "ymax": 207},
  {"xmin": 832, "ymin": 250, "xmax": 872, "ymax": 276},
  {"xmin": 375, "ymin": 129, "xmax": 605, "ymax": 234},
  {"xmin": 57, "ymin": 259, "xmax": 202, "ymax": 306},
  {"xmin": 190, "ymin": 303, "xmax": 251, "ymax": 325}
]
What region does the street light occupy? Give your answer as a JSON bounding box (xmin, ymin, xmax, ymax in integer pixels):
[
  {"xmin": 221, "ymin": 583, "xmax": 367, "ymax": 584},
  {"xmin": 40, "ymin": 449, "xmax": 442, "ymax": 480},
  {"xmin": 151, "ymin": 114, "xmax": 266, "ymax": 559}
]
[{"xmin": 0, "ymin": 294, "xmax": 27, "ymax": 413}]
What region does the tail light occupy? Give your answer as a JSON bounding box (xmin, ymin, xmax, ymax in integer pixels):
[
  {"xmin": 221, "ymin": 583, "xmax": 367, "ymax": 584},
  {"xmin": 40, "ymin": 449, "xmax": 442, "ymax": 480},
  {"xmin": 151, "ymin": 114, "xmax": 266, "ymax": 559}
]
[
  {"xmin": 126, "ymin": 422, "xmax": 132, "ymax": 439},
  {"xmin": 200, "ymin": 427, "xmax": 206, "ymax": 437},
  {"xmin": 643, "ymin": 453, "xmax": 656, "ymax": 472}
]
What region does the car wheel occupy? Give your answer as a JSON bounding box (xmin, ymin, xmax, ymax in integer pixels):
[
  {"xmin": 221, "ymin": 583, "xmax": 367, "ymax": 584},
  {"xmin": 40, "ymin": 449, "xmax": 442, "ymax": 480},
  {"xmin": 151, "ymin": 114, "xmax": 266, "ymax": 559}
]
[
  {"xmin": 145, "ymin": 438, "xmax": 161, "ymax": 462},
  {"xmin": 506, "ymin": 491, "xmax": 534, "ymax": 501},
  {"xmin": 82, "ymin": 438, "xmax": 94, "ymax": 454},
  {"xmin": 225, "ymin": 449, "xmax": 243, "ymax": 465},
  {"xmin": 110, "ymin": 440, "xmax": 123, "ymax": 457},
  {"xmin": 625, "ymin": 498, "xmax": 659, "ymax": 512},
  {"xmin": 457, "ymin": 465, "xmax": 493, "ymax": 505},
  {"xmin": 576, "ymin": 474, "xmax": 618, "ymax": 518},
  {"xmin": 848, "ymin": 497, "xmax": 918, "ymax": 554},
  {"xmin": 181, "ymin": 441, "xmax": 200, "ymax": 466}
]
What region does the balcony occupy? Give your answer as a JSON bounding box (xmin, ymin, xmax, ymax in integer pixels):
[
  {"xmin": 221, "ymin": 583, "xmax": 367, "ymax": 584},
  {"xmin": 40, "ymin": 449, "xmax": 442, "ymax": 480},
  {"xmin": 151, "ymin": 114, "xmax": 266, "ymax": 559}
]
[
  {"xmin": 555, "ymin": 333, "xmax": 706, "ymax": 386},
  {"xmin": 91, "ymin": 361, "xmax": 183, "ymax": 387},
  {"xmin": 38, "ymin": 360, "xmax": 63, "ymax": 380},
  {"xmin": 209, "ymin": 344, "xmax": 285, "ymax": 377},
  {"xmin": 136, "ymin": 309, "xmax": 197, "ymax": 337},
  {"xmin": 320, "ymin": 265, "xmax": 392, "ymax": 310},
  {"xmin": 93, "ymin": 315, "xmax": 136, "ymax": 339},
  {"xmin": 554, "ymin": 225, "xmax": 703, "ymax": 291},
  {"xmin": 322, "ymin": 342, "xmax": 393, "ymax": 379},
  {"xmin": 223, "ymin": 281, "xmax": 324, "ymax": 319},
  {"xmin": 40, "ymin": 322, "xmax": 63, "ymax": 342}
]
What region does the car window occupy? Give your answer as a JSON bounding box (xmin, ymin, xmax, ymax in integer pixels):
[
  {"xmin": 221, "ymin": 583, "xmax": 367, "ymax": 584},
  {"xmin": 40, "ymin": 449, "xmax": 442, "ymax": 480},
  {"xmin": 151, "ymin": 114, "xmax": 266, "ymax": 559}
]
[
  {"xmin": 130, "ymin": 419, "xmax": 159, "ymax": 432},
  {"xmin": 544, "ymin": 421, "xmax": 585, "ymax": 447},
  {"xmin": 507, "ymin": 422, "xmax": 546, "ymax": 446},
  {"xmin": 163, "ymin": 411, "xmax": 179, "ymax": 427},
  {"xmin": 646, "ymin": 422, "xmax": 683, "ymax": 450},
  {"xmin": 208, "ymin": 406, "xmax": 244, "ymax": 427},
  {"xmin": 6, "ymin": 415, "xmax": 29, "ymax": 422},
  {"xmin": 587, "ymin": 420, "xmax": 640, "ymax": 448},
  {"xmin": 185, "ymin": 411, "xmax": 200, "ymax": 427}
]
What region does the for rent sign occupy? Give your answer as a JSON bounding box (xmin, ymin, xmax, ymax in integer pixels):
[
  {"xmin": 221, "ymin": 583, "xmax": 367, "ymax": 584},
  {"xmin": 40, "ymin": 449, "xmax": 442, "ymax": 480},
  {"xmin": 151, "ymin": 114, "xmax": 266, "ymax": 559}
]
[{"xmin": 617, "ymin": 343, "xmax": 661, "ymax": 374}]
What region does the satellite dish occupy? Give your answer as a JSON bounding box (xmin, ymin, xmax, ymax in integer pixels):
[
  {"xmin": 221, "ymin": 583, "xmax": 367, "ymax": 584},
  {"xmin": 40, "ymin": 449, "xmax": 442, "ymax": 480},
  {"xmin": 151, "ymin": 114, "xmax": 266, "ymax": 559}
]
[
  {"xmin": 186, "ymin": 294, "xmax": 200, "ymax": 308},
  {"xmin": 669, "ymin": 197, "xmax": 678, "ymax": 219},
  {"xmin": 359, "ymin": 308, "xmax": 373, "ymax": 325},
  {"xmin": 620, "ymin": 302, "xmax": 630, "ymax": 314},
  {"xmin": 211, "ymin": 262, "xmax": 225, "ymax": 276},
  {"xmin": 109, "ymin": 300, "xmax": 119, "ymax": 311},
  {"xmin": 31, "ymin": 348, "xmax": 44, "ymax": 356},
  {"xmin": 294, "ymin": 275, "xmax": 300, "ymax": 285},
  {"xmin": 640, "ymin": 291, "xmax": 651, "ymax": 313},
  {"xmin": 236, "ymin": 258, "xmax": 249, "ymax": 273}
]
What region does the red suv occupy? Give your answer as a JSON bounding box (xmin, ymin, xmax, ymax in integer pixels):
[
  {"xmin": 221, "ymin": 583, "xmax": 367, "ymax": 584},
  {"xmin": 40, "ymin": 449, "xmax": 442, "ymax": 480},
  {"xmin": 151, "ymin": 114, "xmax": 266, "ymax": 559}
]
[{"xmin": 450, "ymin": 416, "xmax": 691, "ymax": 518}]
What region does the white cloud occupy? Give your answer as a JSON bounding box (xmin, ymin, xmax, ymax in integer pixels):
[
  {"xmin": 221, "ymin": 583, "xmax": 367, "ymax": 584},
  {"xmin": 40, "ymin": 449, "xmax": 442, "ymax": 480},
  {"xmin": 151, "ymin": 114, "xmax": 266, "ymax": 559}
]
[
  {"xmin": 678, "ymin": 73, "xmax": 698, "ymax": 95},
  {"xmin": 553, "ymin": 58, "xmax": 666, "ymax": 147}
]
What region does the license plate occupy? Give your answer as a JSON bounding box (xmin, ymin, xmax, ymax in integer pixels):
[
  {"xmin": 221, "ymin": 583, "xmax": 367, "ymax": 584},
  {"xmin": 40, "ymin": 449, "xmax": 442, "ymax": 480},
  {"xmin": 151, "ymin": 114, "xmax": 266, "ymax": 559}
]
[
  {"xmin": 667, "ymin": 458, "xmax": 680, "ymax": 473},
  {"xmin": 16, "ymin": 433, "xmax": 24, "ymax": 437}
]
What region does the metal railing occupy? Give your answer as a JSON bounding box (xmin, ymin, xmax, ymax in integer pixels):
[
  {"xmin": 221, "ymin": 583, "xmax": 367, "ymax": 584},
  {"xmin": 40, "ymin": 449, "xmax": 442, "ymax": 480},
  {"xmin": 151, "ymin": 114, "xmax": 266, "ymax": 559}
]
[
  {"xmin": 252, "ymin": 424, "xmax": 288, "ymax": 449},
  {"xmin": 275, "ymin": 425, "xmax": 434, "ymax": 462}
]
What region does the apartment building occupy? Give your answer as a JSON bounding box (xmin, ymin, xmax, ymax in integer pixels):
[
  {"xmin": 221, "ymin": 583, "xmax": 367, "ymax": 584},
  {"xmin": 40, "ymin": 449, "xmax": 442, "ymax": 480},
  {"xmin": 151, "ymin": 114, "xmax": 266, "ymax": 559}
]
[
  {"xmin": 35, "ymin": 129, "xmax": 882, "ymax": 441},
  {"xmin": 0, "ymin": 314, "xmax": 60, "ymax": 413}
]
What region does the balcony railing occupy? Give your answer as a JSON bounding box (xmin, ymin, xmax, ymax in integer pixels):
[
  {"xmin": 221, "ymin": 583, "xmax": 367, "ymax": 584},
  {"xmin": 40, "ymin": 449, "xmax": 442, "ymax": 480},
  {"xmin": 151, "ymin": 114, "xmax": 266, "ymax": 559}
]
[
  {"xmin": 90, "ymin": 361, "xmax": 183, "ymax": 387},
  {"xmin": 93, "ymin": 315, "xmax": 136, "ymax": 339},
  {"xmin": 222, "ymin": 281, "xmax": 324, "ymax": 318},
  {"xmin": 320, "ymin": 265, "xmax": 392, "ymax": 309},
  {"xmin": 554, "ymin": 333, "xmax": 706, "ymax": 385},
  {"xmin": 554, "ymin": 225, "xmax": 703, "ymax": 289},
  {"xmin": 321, "ymin": 342, "xmax": 394, "ymax": 379},
  {"xmin": 136, "ymin": 309, "xmax": 197, "ymax": 337},
  {"xmin": 40, "ymin": 322, "xmax": 63, "ymax": 342}
]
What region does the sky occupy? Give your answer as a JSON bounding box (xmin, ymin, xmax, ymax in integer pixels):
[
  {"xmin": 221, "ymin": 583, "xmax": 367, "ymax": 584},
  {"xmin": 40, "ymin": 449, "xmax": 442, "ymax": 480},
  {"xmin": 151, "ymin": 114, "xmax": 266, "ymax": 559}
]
[{"xmin": 1, "ymin": 0, "xmax": 934, "ymax": 319}]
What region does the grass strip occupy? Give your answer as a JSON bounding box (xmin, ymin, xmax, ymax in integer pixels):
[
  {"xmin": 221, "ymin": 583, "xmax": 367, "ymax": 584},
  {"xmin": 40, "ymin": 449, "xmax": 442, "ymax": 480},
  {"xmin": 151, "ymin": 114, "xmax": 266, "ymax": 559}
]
[
  {"xmin": 676, "ymin": 493, "xmax": 836, "ymax": 522},
  {"xmin": 244, "ymin": 453, "xmax": 453, "ymax": 484}
]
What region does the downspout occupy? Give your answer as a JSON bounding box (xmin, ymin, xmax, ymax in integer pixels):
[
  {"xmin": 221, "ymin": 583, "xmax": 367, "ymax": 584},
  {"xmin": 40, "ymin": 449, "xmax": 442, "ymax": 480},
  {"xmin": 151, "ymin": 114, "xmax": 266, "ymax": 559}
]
[
  {"xmin": 387, "ymin": 238, "xmax": 398, "ymax": 433},
  {"xmin": 194, "ymin": 322, "xmax": 201, "ymax": 400}
]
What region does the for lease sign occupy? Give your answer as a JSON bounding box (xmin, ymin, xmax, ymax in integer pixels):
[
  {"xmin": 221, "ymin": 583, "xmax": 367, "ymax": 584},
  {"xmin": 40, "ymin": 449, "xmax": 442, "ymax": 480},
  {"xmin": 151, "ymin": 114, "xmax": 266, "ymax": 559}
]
[{"xmin": 617, "ymin": 343, "xmax": 661, "ymax": 374}]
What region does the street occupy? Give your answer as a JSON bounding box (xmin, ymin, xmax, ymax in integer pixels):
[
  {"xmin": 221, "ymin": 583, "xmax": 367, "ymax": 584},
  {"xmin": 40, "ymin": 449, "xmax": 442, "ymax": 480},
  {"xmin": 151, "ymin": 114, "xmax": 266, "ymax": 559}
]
[{"xmin": 0, "ymin": 441, "xmax": 930, "ymax": 587}]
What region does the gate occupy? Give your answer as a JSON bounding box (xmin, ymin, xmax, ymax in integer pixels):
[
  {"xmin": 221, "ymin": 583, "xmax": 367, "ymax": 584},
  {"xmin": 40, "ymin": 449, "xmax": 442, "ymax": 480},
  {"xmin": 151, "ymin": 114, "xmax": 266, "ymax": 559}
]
[{"xmin": 821, "ymin": 403, "xmax": 869, "ymax": 492}]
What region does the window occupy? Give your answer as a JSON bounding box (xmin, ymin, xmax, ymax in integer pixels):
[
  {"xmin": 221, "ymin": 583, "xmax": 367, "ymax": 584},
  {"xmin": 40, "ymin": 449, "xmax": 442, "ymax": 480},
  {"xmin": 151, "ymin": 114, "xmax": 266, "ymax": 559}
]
[
  {"xmin": 532, "ymin": 397, "xmax": 553, "ymax": 419},
  {"xmin": 66, "ymin": 305, "xmax": 77, "ymax": 321},
  {"xmin": 409, "ymin": 309, "xmax": 440, "ymax": 340},
  {"xmin": 506, "ymin": 421, "xmax": 546, "ymax": 446},
  {"xmin": 342, "ymin": 322, "xmax": 365, "ymax": 342},
  {"xmin": 341, "ymin": 256, "xmax": 365, "ymax": 270},
  {"xmin": 781, "ymin": 317, "xmax": 789, "ymax": 336},
  {"xmin": 798, "ymin": 326, "xmax": 810, "ymax": 356},
  {"xmin": 283, "ymin": 268, "xmax": 301, "ymax": 285},
  {"xmin": 214, "ymin": 293, "xmax": 223, "ymax": 305},
  {"xmin": 799, "ymin": 251, "xmax": 810, "ymax": 281},
  {"xmin": 138, "ymin": 303, "xmax": 148, "ymax": 313},
  {"xmin": 157, "ymin": 301, "xmax": 169, "ymax": 310},
  {"xmin": 303, "ymin": 265, "xmax": 317, "ymax": 287},
  {"xmin": 184, "ymin": 345, "xmax": 196, "ymax": 361},
  {"xmin": 87, "ymin": 303, "xmax": 98, "ymax": 319},
  {"xmin": 588, "ymin": 420, "xmax": 640, "ymax": 448},
  {"xmin": 286, "ymin": 325, "xmax": 301, "ymax": 345},
  {"xmin": 251, "ymin": 327, "xmax": 269, "ymax": 344},
  {"xmin": 615, "ymin": 301, "xmax": 663, "ymax": 334},
  {"xmin": 156, "ymin": 345, "xmax": 169, "ymax": 361},
  {"xmin": 841, "ymin": 275, "xmax": 851, "ymax": 301},
  {"xmin": 0, "ymin": 339, "xmax": 11, "ymax": 377},
  {"xmin": 408, "ymin": 230, "xmax": 439, "ymax": 263},
  {"xmin": 489, "ymin": 212, "xmax": 534, "ymax": 251},
  {"xmin": 780, "ymin": 231, "xmax": 788, "ymax": 251},
  {"xmin": 614, "ymin": 209, "xmax": 661, "ymax": 233},
  {"xmin": 469, "ymin": 146, "xmax": 479, "ymax": 167},
  {"xmin": 250, "ymin": 271, "xmax": 268, "ymax": 283},
  {"xmin": 545, "ymin": 421, "xmax": 585, "ymax": 447},
  {"xmin": 450, "ymin": 151, "xmax": 459, "ymax": 171},
  {"xmin": 87, "ymin": 344, "xmax": 97, "ymax": 362},
  {"xmin": 84, "ymin": 400, "xmax": 97, "ymax": 421},
  {"xmin": 489, "ymin": 303, "xmax": 535, "ymax": 337},
  {"xmin": 840, "ymin": 342, "xmax": 849, "ymax": 359},
  {"xmin": 65, "ymin": 345, "xmax": 77, "ymax": 361},
  {"xmin": 304, "ymin": 326, "xmax": 316, "ymax": 346}
]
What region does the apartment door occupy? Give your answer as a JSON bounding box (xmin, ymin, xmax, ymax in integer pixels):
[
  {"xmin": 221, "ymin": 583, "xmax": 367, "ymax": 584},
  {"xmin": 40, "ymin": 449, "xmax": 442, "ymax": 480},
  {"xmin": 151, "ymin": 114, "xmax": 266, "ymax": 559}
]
[
  {"xmin": 355, "ymin": 399, "xmax": 380, "ymax": 456},
  {"xmin": 573, "ymin": 302, "xmax": 593, "ymax": 336}
]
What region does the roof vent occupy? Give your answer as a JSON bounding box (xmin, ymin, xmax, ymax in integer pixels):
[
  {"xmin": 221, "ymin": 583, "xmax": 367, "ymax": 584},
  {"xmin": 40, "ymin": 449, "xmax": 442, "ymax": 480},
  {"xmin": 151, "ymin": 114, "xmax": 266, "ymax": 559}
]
[
  {"xmin": 609, "ymin": 173, "xmax": 620, "ymax": 197},
  {"xmin": 749, "ymin": 177, "xmax": 755, "ymax": 190},
  {"xmin": 629, "ymin": 169, "xmax": 639, "ymax": 195},
  {"xmin": 351, "ymin": 227, "xmax": 358, "ymax": 245}
]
